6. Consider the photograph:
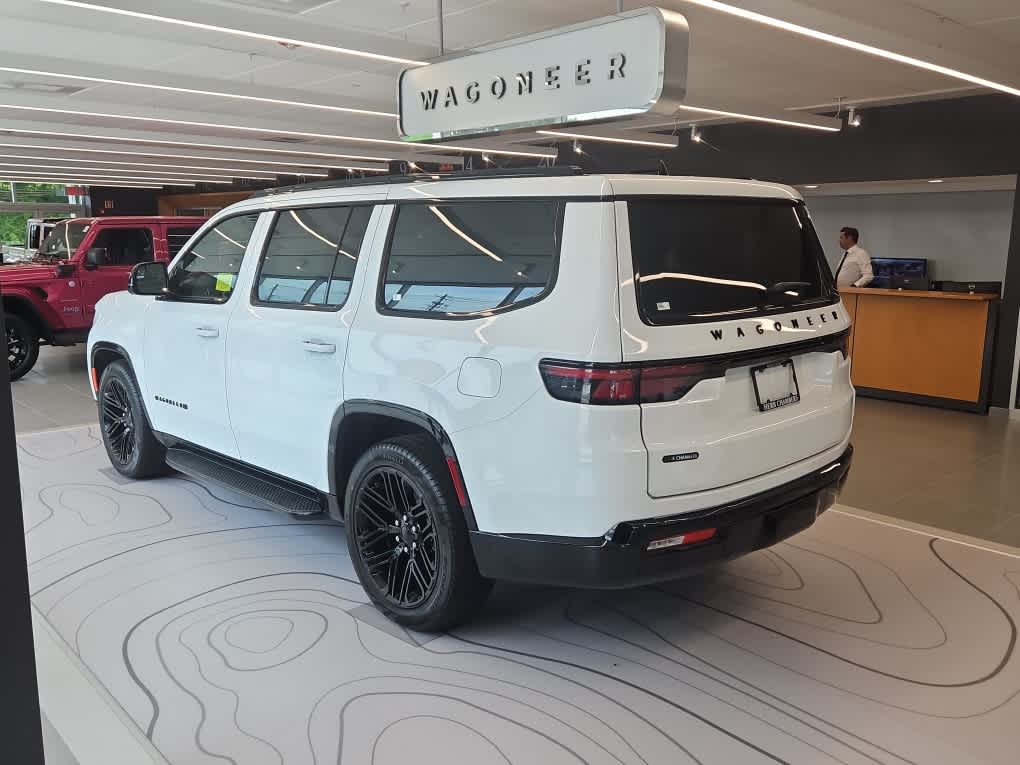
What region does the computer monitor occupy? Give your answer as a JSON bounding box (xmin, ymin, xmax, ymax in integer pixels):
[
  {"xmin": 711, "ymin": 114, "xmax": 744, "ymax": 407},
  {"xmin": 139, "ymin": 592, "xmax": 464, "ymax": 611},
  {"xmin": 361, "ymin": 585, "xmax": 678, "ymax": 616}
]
[{"xmin": 869, "ymin": 258, "xmax": 928, "ymax": 289}]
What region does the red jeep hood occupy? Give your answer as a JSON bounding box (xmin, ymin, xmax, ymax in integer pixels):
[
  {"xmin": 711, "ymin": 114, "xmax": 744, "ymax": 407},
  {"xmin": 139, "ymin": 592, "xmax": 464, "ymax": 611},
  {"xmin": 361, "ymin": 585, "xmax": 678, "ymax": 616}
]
[{"xmin": 0, "ymin": 262, "xmax": 59, "ymax": 286}]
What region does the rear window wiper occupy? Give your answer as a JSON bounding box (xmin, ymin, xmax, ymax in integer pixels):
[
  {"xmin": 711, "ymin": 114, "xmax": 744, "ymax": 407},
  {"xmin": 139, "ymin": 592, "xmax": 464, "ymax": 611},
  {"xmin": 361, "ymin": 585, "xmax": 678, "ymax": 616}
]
[
  {"xmin": 766, "ymin": 281, "xmax": 812, "ymax": 295},
  {"xmin": 760, "ymin": 281, "xmax": 812, "ymax": 306}
]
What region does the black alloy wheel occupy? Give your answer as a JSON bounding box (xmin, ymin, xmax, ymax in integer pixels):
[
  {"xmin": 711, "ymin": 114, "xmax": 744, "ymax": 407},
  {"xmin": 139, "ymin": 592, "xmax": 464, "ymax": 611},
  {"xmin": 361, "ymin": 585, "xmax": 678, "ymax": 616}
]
[
  {"xmin": 101, "ymin": 377, "xmax": 137, "ymax": 466},
  {"xmin": 5, "ymin": 313, "xmax": 39, "ymax": 381},
  {"xmin": 6, "ymin": 324, "xmax": 27, "ymax": 371},
  {"xmin": 353, "ymin": 466, "xmax": 438, "ymax": 608}
]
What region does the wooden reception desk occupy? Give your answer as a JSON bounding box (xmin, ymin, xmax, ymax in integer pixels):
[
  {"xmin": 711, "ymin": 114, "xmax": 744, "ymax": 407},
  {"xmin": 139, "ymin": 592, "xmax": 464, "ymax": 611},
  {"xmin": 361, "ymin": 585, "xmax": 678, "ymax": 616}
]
[{"xmin": 841, "ymin": 287, "xmax": 999, "ymax": 413}]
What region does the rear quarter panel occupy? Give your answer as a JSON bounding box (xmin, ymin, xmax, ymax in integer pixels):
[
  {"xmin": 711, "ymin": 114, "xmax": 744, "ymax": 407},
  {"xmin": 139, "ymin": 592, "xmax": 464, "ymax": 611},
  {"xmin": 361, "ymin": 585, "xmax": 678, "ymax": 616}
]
[{"xmin": 344, "ymin": 199, "xmax": 624, "ymax": 533}]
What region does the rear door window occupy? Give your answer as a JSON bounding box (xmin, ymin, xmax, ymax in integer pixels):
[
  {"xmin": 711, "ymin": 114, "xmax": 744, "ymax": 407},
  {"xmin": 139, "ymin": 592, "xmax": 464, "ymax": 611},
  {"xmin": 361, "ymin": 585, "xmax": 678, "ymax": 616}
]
[
  {"xmin": 381, "ymin": 200, "xmax": 561, "ymax": 317},
  {"xmin": 628, "ymin": 198, "xmax": 837, "ymax": 325},
  {"xmin": 254, "ymin": 205, "xmax": 373, "ymax": 309}
]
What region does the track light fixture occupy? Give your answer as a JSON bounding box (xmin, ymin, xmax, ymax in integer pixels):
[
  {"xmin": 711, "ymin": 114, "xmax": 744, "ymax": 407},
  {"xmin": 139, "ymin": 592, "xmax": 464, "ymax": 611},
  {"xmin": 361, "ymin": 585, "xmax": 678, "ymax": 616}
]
[
  {"xmin": 690, "ymin": 126, "xmax": 703, "ymax": 144},
  {"xmin": 573, "ymin": 139, "xmax": 583, "ymax": 155},
  {"xmin": 847, "ymin": 107, "xmax": 862, "ymax": 127}
]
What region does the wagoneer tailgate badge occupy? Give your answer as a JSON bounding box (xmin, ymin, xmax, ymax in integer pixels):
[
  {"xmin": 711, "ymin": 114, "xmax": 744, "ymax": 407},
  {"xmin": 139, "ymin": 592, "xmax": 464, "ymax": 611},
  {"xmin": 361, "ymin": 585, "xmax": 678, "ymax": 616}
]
[{"xmin": 398, "ymin": 7, "xmax": 689, "ymax": 141}]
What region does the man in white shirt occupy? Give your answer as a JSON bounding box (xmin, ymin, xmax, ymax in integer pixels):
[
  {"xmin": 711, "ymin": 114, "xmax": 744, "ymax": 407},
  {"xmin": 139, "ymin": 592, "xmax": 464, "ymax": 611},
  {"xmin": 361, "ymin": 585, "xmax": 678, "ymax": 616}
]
[{"xmin": 835, "ymin": 227, "xmax": 874, "ymax": 289}]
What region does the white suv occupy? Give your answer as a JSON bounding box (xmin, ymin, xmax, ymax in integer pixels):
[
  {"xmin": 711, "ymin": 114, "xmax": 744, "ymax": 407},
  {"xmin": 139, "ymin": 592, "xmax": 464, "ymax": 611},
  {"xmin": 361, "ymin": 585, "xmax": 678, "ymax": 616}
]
[{"xmin": 88, "ymin": 169, "xmax": 854, "ymax": 630}]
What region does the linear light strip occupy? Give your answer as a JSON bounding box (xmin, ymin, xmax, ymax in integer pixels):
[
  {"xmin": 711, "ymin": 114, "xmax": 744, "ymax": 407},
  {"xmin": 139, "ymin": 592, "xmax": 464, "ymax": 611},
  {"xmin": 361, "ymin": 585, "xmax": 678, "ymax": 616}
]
[
  {"xmin": 0, "ymin": 152, "xmax": 300, "ymax": 176},
  {"xmin": 0, "ymin": 128, "xmax": 397, "ymax": 163},
  {"xmin": 0, "ymin": 161, "xmax": 241, "ymax": 179},
  {"xmin": 0, "ymin": 175, "xmax": 179, "ymax": 187},
  {"xmin": 0, "ymin": 141, "xmax": 378, "ymax": 170},
  {"xmin": 0, "ymin": 170, "xmax": 215, "ymax": 183},
  {"xmin": 0, "ymin": 66, "xmax": 398, "ymax": 119},
  {"xmin": 37, "ymin": 0, "xmax": 429, "ymax": 67},
  {"xmin": 0, "ymin": 104, "xmax": 556, "ymax": 159},
  {"xmin": 681, "ymin": 0, "xmax": 1020, "ymax": 98},
  {"xmin": 535, "ymin": 130, "xmax": 678, "ymax": 148},
  {"xmin": 673, "ymin": 105, "xmax": 840, "ymax": 132}
]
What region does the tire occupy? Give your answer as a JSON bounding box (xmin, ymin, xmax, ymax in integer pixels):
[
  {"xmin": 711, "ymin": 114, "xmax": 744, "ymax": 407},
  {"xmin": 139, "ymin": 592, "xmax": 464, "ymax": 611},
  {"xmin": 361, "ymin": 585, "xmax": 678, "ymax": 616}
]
[
  {"xmin": 5, "ymin": 313, "xmax": 39, "ymax": 382},
  {"xmin": 346, "ymin": 434, "xmax": 491, "ymax": 631},
  {"xmin": 98, "ymin": 360, "xmax": 168, "ymax": 479}
]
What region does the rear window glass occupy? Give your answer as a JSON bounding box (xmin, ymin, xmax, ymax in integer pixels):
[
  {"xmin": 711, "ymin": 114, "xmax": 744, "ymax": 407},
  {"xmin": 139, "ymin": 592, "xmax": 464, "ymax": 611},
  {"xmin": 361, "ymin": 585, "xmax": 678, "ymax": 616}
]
[
  {"xmin": 382, "ymin": 201, "xmax": 561, "ymax": 317},
  {"xmin": 628, "ymin": 198, "xmax": 837, "ymax": 325}
]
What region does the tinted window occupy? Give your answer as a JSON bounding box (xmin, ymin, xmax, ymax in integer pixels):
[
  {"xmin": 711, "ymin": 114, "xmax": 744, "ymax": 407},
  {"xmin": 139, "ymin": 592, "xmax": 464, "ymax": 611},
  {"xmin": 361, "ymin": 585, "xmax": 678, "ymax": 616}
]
[
  {"xmin": 382, "ymin": 201, "xmax": 560, "ymax": 316},
  {"xmin": 255, "ymin": 205, "xmax": 373, "ymax": 308},
  {"xmin": 91, "ymin": 227, "xmax": 153, "ymax": 267},
  {"xmin": 167, "ymin": 226, "xmax": 201, "ymax": 258},
  {"xmin": 628, "ymin": 199, "xmax": 836, "ymax": 325},
  {"xmin": 168, "ymin": 213, "xmax": 260, "ymax": 301}
]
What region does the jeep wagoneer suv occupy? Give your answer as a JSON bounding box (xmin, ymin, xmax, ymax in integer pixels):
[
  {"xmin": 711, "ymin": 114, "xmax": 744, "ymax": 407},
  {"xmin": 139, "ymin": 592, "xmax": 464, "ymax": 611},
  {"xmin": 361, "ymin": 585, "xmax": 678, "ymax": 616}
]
[{"xmin": 88, "ymin": 169, "xmax": 854, "ymax": 629}]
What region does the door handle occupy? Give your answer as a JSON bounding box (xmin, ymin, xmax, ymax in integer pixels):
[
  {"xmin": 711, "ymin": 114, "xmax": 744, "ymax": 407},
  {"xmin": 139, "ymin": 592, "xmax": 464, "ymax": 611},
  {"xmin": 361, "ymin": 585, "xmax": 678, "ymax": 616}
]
[
  {"xmin": 302, "ymin": 340, "xmax": 336, "ymax": 354},
  {"xmin": 195, "ymin": 326, "xmax": 219, "ymax": 338}
]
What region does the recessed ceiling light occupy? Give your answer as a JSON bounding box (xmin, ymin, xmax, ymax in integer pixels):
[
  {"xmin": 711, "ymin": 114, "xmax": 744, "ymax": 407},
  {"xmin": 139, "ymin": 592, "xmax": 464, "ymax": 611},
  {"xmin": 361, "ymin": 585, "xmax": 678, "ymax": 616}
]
[
  {"xmin": 0, "ymin": 104, "xmax": 557, "ymax": 159},
  {"xmin": 928, "ymin": 179, "xmax": 944, "ymax": 183},
  {"xmin": 804, "ymin": 184, "xmax": 820, "ymax": 189},
  {"xmin": 681, "ymin": 0, "xmax": 1020, "ymax": 98},
  {"xmin": 536, "ymin": 130, "xmax": 678, "ymax": 148},
  {"xmin": 0, "ymin": 67, "xmax": 398, "ymax": 120},
  {"xmin": 39, "ymin": 0, "xmax": 428, "ymax": 66}
]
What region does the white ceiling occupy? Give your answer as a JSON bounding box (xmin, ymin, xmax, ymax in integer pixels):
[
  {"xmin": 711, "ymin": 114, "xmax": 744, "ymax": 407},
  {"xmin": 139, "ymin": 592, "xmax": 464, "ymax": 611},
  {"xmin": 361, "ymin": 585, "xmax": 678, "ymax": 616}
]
[{"xmin": 0, "ymin": 0, "xmax": 1017, "ymax": 188}]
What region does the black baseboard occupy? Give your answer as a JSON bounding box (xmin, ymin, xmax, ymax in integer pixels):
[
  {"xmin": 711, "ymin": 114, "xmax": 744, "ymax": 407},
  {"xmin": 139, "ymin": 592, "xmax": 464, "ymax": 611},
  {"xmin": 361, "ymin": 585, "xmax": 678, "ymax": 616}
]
[{"xmin": 855, "ymin": 387, "xmax": 987, "ymax": 414}]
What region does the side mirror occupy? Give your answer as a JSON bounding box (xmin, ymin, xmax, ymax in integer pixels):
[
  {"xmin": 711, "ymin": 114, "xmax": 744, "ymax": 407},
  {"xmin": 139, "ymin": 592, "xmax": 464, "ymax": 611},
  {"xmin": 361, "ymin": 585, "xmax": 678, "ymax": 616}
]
[
  {"xmin": 85, "ymin": 247, "xmax": 108, "ymax": 270},
  {"xmin": 129, "ymin": 261, "xmax": 168, "ymax": 296}
]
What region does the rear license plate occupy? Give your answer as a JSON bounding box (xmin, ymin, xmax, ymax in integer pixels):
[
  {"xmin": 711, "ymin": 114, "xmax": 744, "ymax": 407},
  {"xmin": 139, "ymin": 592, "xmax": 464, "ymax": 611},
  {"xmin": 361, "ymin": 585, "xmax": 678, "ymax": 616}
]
[{"xmin": 751, "ymin": 359, "xmax": 801, "ymax": 412}]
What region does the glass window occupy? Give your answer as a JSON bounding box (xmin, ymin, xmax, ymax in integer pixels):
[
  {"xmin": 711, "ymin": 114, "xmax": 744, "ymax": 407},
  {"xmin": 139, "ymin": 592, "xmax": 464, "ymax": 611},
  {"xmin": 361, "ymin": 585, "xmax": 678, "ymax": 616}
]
[
  {"xmin": 255, "ymin": 205, "xmax": 372, "ymax": 309},
  {"xmin": 90, "ymin": 227, "xmax": 154, "ymax": 267},
  {"xmin": 36, "ymin": 221, "xmax": 89, "ymax": 260},
  {"xmin": 382, "ymin": 201, "xmax": 560, "ymax": 317},
  {"xmin": 628, "ymin": 199, "xmax": 837, "ymax": 325},
  {"xmin": 167, "ymin": 226, "xmax": 201, "ymax": 258},
  {"xmin": 167, "ymin": 213, "xmax": 260, "ymax": 301}
]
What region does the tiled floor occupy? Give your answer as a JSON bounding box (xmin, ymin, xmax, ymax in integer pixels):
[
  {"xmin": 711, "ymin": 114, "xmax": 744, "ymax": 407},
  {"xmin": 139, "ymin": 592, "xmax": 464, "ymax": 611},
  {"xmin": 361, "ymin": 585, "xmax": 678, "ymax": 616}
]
[
  {"xmin": 12, "ymin": 345, "xmax": 95, "ymax": 435},
  {"xmin": 843, "ymin": 398, "xmax": 1020, "ymax": 547}
]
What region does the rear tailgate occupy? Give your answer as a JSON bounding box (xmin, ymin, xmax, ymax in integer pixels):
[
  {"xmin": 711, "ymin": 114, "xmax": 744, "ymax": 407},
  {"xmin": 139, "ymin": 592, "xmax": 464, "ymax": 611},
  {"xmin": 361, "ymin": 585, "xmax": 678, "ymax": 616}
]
[{"xmin": 616, "ymin": 196, "xmax": 854, "ymax": 498}]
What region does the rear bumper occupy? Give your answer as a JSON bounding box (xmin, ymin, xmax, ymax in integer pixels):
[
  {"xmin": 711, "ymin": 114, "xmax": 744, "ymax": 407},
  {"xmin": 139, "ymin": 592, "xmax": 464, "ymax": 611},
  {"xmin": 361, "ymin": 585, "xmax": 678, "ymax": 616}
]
[{"xmin": 469, "ymin": 445, "xmax": 852, "ymax": 589}]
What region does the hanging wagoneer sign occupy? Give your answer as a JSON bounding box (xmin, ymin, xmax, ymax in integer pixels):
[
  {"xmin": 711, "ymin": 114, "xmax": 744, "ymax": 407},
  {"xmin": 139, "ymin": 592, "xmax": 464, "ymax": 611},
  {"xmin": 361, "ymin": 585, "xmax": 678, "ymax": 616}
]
[{"xmin": 398, "ymin": 7, "xmax": 689, "ymax": 141}]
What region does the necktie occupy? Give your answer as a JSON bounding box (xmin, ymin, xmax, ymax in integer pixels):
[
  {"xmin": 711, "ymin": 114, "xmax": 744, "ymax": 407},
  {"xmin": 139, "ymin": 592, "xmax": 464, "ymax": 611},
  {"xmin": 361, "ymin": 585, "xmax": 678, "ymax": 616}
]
[{"xmin": 835, "ymin": 251, "xmax": 848, "ymax": 283}]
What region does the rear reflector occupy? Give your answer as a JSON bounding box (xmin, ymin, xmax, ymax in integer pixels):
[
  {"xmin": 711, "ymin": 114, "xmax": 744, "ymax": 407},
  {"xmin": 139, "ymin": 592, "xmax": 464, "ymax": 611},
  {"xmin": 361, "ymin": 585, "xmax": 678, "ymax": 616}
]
[
  {"xmin": 647, "ymin": 527, "xmax": 717, "ymax": 551},
  {"xmin": 445, "ymin": 456, "xmax": 468, "ymax": 508},
  {"xmin": 90, "ymin": 367, "xmax": 99, "ymax": 395}
]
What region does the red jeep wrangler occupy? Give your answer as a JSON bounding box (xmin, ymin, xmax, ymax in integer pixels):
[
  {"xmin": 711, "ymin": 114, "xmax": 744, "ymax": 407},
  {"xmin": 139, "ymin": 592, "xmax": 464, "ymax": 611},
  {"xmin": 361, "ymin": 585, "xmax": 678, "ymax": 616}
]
[{"xmin": 2, "ymin": 216, "xmax": 207, "ymax": 380}]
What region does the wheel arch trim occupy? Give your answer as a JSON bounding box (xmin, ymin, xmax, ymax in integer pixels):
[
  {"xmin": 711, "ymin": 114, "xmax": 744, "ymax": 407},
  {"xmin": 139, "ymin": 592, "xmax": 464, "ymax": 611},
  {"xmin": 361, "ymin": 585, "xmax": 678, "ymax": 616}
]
[{"xmin": 329, "ymin": 400, "xmax": 478, "ymax": 530}]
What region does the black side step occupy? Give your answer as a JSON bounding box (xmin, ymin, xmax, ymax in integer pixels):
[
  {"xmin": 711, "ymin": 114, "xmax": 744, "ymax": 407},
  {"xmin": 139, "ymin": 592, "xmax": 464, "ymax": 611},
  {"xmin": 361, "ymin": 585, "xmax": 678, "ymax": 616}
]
[{"xmin": 165, "ymin": 446, "xmax": 325, "ymax": 516}]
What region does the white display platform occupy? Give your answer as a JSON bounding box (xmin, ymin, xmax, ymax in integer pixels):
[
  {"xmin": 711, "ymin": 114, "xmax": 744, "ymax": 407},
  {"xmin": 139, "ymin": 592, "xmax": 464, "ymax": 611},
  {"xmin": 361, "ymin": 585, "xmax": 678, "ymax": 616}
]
[{"xmin": 20, "ymin": 425, "xmax": 1020, "ymax": 764}]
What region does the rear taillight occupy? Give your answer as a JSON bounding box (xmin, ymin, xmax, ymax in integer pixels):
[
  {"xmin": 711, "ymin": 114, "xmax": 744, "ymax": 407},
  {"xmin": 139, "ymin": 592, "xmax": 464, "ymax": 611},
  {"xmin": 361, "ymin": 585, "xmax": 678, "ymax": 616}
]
[{"xmin": 539, "ymin": 360, "xmax": 713, "ymax": 405}]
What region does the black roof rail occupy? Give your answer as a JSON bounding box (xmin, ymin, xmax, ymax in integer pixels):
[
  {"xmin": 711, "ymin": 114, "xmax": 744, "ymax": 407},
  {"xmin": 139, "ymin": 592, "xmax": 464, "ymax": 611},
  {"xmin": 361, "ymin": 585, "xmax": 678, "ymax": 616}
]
[{"xmin": 252, "ymin": 166, "xmax": 586, "ymax": 198}]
